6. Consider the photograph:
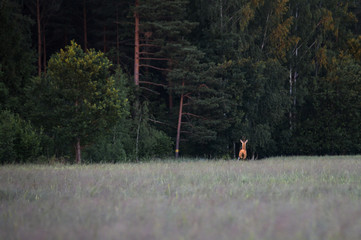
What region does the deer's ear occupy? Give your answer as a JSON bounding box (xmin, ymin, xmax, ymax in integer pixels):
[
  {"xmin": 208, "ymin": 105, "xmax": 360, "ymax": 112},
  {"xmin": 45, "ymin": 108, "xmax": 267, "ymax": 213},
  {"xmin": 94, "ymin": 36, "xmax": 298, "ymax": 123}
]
[
  {"xmin": 245, "ymin": 140, "xmax": 248, "ymax": 143},
  {"xmin": 240, "ymin": 139, "xmax": 242, "ymax": 142}
]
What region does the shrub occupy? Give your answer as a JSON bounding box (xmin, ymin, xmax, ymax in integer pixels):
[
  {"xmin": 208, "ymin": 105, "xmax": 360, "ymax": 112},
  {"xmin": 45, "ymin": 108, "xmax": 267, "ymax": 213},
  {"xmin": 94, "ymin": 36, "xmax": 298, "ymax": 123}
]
[{"xmin": 0, "ymin": 110, "xmax": 42, "ymax": 163}]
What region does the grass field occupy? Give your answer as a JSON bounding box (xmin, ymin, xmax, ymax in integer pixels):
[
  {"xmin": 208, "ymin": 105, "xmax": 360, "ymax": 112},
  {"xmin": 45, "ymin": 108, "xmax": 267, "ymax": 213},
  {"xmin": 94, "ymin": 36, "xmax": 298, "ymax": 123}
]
[{"xmin": 1, "ymin": 156, "xmax": 361, "ymax": 240}]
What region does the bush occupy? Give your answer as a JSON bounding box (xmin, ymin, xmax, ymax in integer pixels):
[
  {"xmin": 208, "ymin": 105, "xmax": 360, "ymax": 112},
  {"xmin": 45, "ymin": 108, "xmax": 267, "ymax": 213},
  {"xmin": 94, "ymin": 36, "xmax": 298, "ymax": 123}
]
[
  {"xmin": 83, "ymin": 136, "xmax": 127, "ymax": 163},
  {"xmin": 0, "ymin": 110, "xmax": 42, "ymax": 163},
  {"xmin": 82, "ymin": 118, "xmax": 173, "ymax": 163},
  {"xmin": 139, "ymin": 124, "xmax": 173, "ymax": 159}
]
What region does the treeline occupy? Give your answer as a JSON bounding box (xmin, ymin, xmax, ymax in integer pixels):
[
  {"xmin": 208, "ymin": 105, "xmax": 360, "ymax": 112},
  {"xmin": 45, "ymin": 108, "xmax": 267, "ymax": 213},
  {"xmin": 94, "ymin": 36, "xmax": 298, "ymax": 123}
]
[{"xmin": 1, "ymin": 0, "xmax": 361, "ymax": 163}]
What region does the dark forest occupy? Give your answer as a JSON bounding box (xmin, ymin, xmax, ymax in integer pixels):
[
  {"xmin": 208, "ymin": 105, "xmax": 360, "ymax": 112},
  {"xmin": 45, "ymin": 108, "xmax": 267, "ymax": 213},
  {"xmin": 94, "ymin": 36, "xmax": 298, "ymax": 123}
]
[{"xmin": 1, "ymin": 0, "xmax": 361, "ymax": 163}]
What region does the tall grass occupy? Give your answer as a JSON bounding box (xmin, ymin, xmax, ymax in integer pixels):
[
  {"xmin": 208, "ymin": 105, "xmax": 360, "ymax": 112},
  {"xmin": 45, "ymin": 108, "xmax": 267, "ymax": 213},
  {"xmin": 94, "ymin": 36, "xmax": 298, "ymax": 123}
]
[{"xmin": 1, "ymin": 156, "xmax": 361, "ymax": 240}]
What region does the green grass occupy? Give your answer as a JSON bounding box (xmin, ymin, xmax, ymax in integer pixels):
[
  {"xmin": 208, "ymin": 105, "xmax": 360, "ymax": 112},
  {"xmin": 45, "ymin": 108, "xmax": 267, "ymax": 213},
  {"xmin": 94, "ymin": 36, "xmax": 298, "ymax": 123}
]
[{"xmin": 1, "ymin": 156, "xmax": 361, "ymax": 240}]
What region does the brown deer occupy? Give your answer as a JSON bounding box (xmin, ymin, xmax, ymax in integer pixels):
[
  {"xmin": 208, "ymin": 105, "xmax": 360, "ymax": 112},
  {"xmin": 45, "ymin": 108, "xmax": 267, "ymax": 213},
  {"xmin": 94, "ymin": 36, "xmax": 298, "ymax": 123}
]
[{"xmin": 238, "ymin": 139, "xmax": 248, "ymax": 160}]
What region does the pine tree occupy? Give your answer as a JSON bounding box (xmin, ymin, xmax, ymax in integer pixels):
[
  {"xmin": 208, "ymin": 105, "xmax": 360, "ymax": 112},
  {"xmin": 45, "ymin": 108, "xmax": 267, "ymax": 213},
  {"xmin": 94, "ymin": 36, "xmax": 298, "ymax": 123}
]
[
  {"xmin": 168, "ymin": 45, "xmax": 228, "ymax": 157},
  {"xmin": 0, "ymin": 0, "xmax": 35, "ymax": 112}
]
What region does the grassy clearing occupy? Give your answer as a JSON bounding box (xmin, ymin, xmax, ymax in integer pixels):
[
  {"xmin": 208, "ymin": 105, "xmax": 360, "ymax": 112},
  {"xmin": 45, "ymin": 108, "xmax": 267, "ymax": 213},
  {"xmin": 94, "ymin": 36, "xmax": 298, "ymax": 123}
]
[{"xmin": 1, "ymin": 156, "xmax": 361, "ymax": 240}]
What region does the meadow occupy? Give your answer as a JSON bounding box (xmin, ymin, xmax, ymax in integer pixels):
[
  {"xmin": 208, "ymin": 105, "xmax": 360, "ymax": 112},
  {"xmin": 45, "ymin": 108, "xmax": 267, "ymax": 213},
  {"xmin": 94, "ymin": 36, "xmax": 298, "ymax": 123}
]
[{"xmin": 1, "ymin": 156, "xmax": 361, "ymax": 240}]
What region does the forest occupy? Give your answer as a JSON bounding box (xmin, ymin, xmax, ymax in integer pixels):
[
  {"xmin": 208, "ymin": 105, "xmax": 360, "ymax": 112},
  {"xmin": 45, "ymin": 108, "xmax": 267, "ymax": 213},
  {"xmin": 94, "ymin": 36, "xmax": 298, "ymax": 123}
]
[{"xmin": 1, "ymin": 0, "xmax": 361, "ymax": 163}]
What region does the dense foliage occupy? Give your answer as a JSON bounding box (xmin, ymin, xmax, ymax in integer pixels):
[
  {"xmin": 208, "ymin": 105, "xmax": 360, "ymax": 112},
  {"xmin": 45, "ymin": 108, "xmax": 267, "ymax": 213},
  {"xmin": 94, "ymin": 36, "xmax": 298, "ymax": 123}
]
[{"xmin": 1, "ymin": 0, "xmax": 360, "ymax": 162}]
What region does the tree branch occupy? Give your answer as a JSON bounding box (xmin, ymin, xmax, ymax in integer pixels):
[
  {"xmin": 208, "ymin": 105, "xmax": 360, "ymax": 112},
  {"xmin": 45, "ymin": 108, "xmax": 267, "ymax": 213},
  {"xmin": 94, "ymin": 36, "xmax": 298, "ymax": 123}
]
[
  {"xmin": 139, "ymin": 52, "xmax": 158, "ymax": 55},
  {"xmin": 180, "ymin": 130, "xmax": 192, "ymax": 134},
  {"xmin": 139, "ymin": 64, "xmax": 171, "ymax": 71},
  {"xmin": 139, "ymin": 43, "xmax": 160, "ymax": 48},
  {"xmin": 148, "ymin": 118, "xmax": 176, "ymax": 128},
  {"xmin": 139, "ymin": 86, "xmax": 160, "ymax": 95},
  {"xmin": 140, "ymin": 57, "xmax": 170, "ymax": 61},
  {"xmin": 139, "ymin": 81, "xmax": 167, "ymax": 87},
  {"xmin": 182, "ymin": 112, "xmax": 208, "ymax": 120},
  {"xmin": 198, "ymin": 84, "xmax": 209, "ymax": 89}
]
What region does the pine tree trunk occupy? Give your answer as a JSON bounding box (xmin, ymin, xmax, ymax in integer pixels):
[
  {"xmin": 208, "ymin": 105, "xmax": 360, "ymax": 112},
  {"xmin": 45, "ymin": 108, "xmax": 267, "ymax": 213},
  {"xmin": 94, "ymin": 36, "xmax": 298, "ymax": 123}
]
[
  {"xmin": 175, "ymin": 81, "xmax": 185, "ymax": 158},
  {"xmin": 43, "ymin": 27, "xmax": 46, "ymax": 74},
  {"xmin": 37, "ymin": 0, "xmax": 41, "ymax": 76},
  {"xmin": 75, "ymin": 138, "xmax": 81, "ymax": 164},
  {"xmin": 83, "ymin": 0, "xmax": 87, "ymax": 50},
  {"xmin": 116, "ymin": 7, "xmax": 120, "ymax": 65},
  {"xmin": 135, "ymin": 113, "xmax": 141, "ymax": 162},
  {"xmin": 168, "ymin": 80, "xmax": 173, "ymax": 109},
  {"xmin": 103, "ymin": 26, "xmax": 107, "ymax": 52},
  {"xmin": 289, "ymin": 67, "xmax": 293, "ymax": 129},
  {"xmin": 134, "ymin": 0, "xmax": 140, "ymax": 85}
]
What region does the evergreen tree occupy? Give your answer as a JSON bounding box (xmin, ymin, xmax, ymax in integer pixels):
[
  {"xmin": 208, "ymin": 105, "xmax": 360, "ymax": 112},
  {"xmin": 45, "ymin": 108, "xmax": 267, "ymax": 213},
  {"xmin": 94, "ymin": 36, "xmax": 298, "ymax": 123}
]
[
  {"xmin": 0, "ymin": 0, "xmax": 35, "ymax": 112},
  {"xmin": 168, "ymin": 45, "xmax": 229, "ymax": 158}
]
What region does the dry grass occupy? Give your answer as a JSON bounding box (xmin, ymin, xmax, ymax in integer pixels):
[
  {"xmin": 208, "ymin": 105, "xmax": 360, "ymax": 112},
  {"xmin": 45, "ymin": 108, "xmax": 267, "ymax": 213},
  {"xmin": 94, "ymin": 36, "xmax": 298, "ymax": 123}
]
[{"xmin": 1, "ymin": 156, "xmax": 361, "ymax": 240}]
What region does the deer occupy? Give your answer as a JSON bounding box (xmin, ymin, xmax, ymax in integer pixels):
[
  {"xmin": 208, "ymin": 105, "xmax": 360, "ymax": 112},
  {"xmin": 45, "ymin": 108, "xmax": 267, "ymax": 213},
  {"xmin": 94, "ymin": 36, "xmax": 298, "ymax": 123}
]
[{"xmin": 238, "ymin": 139, "xmax": 248, "ymax": 160}]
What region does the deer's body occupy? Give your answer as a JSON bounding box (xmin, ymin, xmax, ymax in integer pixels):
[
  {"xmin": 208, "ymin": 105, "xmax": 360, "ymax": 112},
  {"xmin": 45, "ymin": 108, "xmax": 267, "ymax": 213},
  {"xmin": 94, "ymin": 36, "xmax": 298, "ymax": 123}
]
[{"xmin": 238, "ymin": 139, "xmax": 248, "ymax": 160}]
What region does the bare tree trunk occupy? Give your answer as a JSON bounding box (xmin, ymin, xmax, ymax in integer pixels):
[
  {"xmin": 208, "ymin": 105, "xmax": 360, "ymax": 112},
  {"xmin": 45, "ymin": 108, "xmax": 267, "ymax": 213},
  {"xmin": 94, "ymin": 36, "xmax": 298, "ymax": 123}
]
[
  {"xmin": 293, "ymin": 8, "xmax": 298, "ymax": 124},
  {"xmin": 135, "ymin": 113, "xmax": 141, "ymax": 162},
  {"xmin": 168, "ymin": 59, "xmax": 173, "ymax": 110},
  {"xmin": 261, "ymin": 13, "xmax": 270, "ymax": 50},
  {"xmin": 64, "ymin": 31, "xmax": 68, "ymax": 46},
  {"xmin": 220, "ymin": 0, "xmax": 223, "ymax": 33},
  {"xmin": 103, "ymin": 26, "xmax": 107, "ymax": 52},
  {"xmin": 293, "ymin": 70, "xmax": 297, "ymax": 118},
  {"xmin": 175, "ymin": 81, "xmax": 185, "ymax": 158},
  {"xmin": 43, "ymin": 27, "xmax": 47, "ymax": 74},
  {"xmin": 75, "ymin": 100, "xmax": 82, "ymax": 163},
  {"xmin": 233, "ymin": 142, "xmax": 236, "ymax": 159},
  {"xmin": 37, "ymin": 0, "xmax": 41, "ymax": 76},
  {"xmin": 168, "ymin": 80, "xmax": 173, "ymax": 109},
  {"xmin": 289, "ymin": 67, "xmax": 293, "ymax": 129},
  {"xmin": 134, "ymin": 0, "xmax": 140, "ymax": 85},
  {"xmin": 169, "ymin": 93, "xmax": 173, "ymax": 109},
  {"xmin": 75, "ymin": 138, "xmax": 82, "ymax": 164},
  {"xmin": 116, "ymin": 7, "xmax": 120, "ymax": 65},
  {"xmin": 289, "ymin": 7, "xmax": 299, "ymax": 130},
  {"xmin": 83, "ymin": 0, "xmax": 87, "ymax": 50}
]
